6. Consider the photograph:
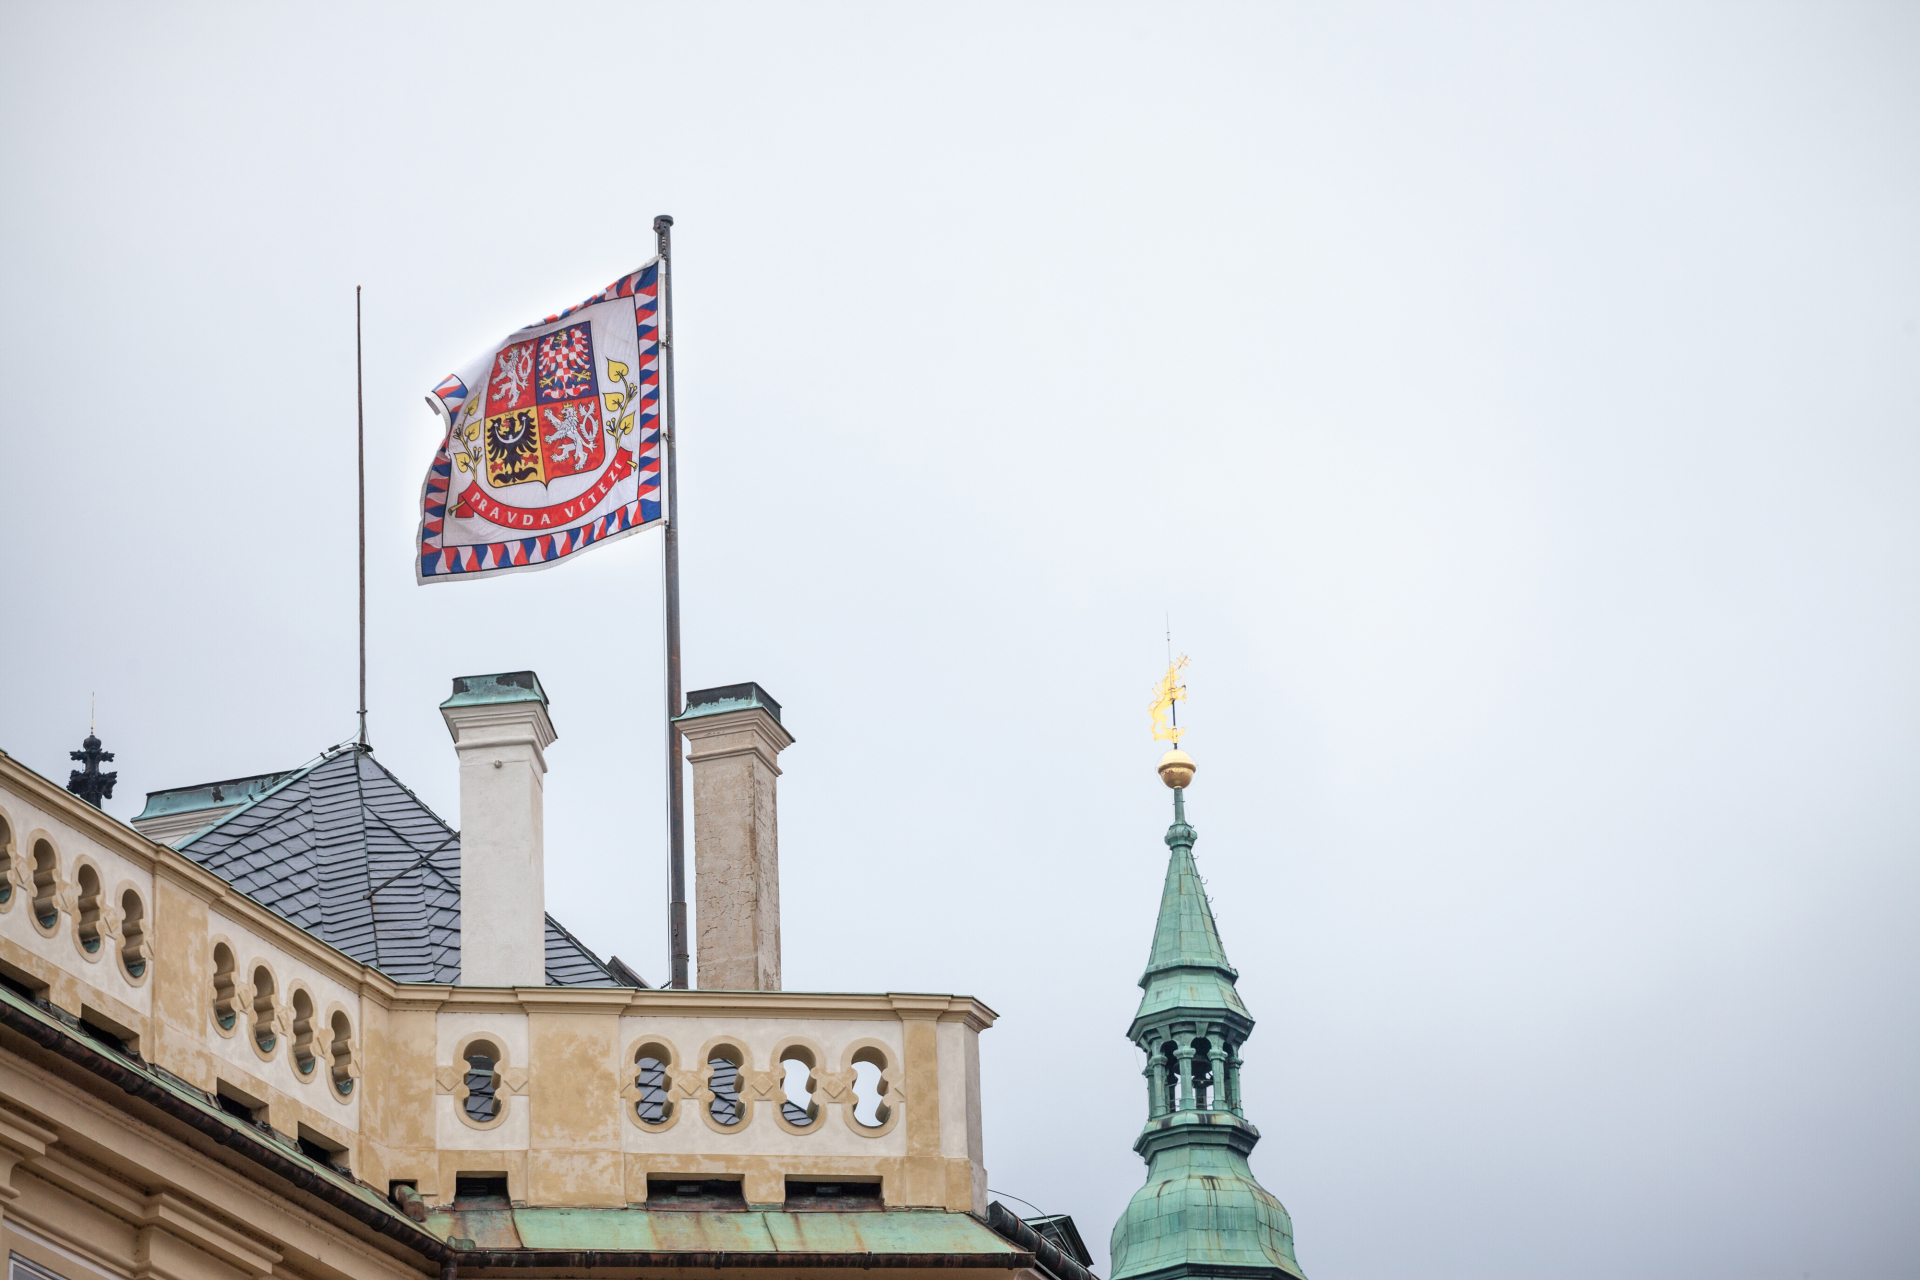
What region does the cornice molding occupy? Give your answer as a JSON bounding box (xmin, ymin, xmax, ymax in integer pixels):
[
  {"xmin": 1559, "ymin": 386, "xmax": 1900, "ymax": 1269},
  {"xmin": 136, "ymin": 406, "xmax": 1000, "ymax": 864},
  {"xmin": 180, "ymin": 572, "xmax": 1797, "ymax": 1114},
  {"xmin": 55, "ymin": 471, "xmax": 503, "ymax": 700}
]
[{"xmin": 676, "ymin": 706, "xmax": 795, "ymax": 774}]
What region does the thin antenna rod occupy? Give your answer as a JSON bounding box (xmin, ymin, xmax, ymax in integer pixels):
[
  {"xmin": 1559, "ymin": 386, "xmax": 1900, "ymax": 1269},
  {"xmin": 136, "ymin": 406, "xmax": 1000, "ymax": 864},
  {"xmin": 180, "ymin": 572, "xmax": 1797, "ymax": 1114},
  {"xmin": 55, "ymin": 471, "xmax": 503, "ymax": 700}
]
[
  {"xmin": 356, "ymin": 286, "xmax": 368, "ymax": 748},
  {"xmin": 90, "ymin": 693, "xmax": 95, "ymax": 736},
  {"xmin": 655, "ymin": 214, "xmax": 689, "ymax": 990}
]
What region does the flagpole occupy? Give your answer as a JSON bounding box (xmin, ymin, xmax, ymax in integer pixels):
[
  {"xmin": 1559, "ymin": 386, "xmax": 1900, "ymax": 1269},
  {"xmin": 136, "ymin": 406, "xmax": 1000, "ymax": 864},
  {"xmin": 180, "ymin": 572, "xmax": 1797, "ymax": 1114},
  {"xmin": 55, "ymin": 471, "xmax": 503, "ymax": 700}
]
[
  {"xmin": 654, "ymin": 214, "xmax": 690, "ymax": 990},
  {"xmin": 356, "ymin": 285, "xmax": 368, "ymax": 749}
]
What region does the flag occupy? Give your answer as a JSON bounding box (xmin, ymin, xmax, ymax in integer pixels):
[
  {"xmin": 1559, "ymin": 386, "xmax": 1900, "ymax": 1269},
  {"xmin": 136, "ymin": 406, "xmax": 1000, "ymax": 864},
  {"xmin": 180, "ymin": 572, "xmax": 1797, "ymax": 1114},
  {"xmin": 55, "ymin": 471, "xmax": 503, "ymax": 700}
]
[{"xmin": 416, "ymin": 262, "xmax": 663, "ymax": 583}]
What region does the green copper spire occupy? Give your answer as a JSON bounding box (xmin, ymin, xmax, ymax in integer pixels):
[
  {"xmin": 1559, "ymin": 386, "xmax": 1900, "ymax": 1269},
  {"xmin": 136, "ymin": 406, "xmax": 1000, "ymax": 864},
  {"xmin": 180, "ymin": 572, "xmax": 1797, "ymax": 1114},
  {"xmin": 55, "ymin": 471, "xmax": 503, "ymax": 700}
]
[
  {"xmin": 1110, "ymin": 768, "xmax": 1307, "ymax": 1280},
  {"xmin": 1133, "ymin": 787, "xmax": 1248, "ymax": 1032}
]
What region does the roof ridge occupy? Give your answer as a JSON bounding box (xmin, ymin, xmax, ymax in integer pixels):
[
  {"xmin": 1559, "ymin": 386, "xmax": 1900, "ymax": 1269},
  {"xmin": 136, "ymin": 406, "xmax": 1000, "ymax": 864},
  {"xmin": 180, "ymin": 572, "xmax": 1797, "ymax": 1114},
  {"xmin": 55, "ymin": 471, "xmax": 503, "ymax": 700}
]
[
  {"xmin": 542, "ymin": 911, "xmax": 615, "ymax": 985},
  {"xmin": 175, "ymin": 740, "xmax": 351, "ymax": 849},
  {"xmin": 352, "ymin": 748, "xmax": 458, "ymax": 836}
]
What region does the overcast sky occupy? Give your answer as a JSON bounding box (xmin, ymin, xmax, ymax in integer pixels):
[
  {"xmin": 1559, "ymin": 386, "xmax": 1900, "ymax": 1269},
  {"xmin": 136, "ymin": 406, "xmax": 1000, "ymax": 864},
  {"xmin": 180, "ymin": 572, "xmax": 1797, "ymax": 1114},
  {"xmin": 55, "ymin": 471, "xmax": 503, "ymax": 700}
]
[{"xmin": 4, "ymin": 4, "xmax": 1917, "ymax": 1277}]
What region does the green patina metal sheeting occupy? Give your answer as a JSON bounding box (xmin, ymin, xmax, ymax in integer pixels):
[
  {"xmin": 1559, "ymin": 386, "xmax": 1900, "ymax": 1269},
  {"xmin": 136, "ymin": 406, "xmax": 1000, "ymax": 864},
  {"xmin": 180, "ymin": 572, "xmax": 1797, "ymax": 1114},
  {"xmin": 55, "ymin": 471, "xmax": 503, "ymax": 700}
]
[
  {"xmin": 1130, "ymin": 803, "xmax": 1248, "ymax": 1035},
  {"xmin": 1140, "ymin": 830, "xmax": 1236, "ymax": 978},
  {"xmin": 1111, "ymin": 1145, "xmax": 1303, "ymax": 1280},
  {"xmin": 422, "ymin": 1207, "xmax": 1024, "ymax": 1258},
  {"xmin": 1110, "ymin": 789, "xmax": 1308, "ymax": 1280},
  {"xmin": 440, "ymin": 670, "xmax": 549, "ymax": 708}
]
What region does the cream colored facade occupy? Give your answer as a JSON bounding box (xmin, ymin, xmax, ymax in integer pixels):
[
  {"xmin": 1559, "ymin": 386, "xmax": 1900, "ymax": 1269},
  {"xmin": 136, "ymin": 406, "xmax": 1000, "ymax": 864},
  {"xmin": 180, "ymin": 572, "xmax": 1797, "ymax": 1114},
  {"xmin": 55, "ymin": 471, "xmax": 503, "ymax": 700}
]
[{"xmin": 0, "ymin": 749, "xmax": 1000, "ymax": 1280}]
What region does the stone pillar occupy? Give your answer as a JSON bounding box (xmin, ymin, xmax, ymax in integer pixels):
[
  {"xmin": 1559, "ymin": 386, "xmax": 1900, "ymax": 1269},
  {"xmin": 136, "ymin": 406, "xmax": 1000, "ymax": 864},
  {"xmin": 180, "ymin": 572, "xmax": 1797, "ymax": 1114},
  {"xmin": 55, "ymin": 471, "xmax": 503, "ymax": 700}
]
[
  {"xmin": 1174, "ymin": 1035, "xmax": 1197, "ymax": 1112},
  {"xmin": 1207, "ymin": 1037, "xmax": 1229, "ymax": 1113},
  {"xmin": 1147, "ymin": 1052, "xmax": 1169, "ymax": 1118},
  {"xmin": 440, "ymin": 672, "xmax": 556, "ymax": 988},
  {"xmin": 673, "ymin": 684, "xmax": 794, "ymax": 991}
]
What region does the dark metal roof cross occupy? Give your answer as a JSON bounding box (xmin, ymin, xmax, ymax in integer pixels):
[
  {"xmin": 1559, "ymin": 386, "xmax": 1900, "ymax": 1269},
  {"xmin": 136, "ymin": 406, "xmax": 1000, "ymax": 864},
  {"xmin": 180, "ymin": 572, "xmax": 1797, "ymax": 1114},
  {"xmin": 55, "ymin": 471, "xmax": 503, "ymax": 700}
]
[{"xmin": 67, "ymin": 734, "xmax": 117, "ymax": 808}]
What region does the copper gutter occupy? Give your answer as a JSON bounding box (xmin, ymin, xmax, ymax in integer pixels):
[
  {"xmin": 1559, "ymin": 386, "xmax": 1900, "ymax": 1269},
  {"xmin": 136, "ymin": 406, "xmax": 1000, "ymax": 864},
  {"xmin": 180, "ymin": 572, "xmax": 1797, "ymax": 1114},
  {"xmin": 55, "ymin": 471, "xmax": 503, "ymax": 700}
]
[
  {"xmin": 983, "ymin": 1203, "xmax": 1096, "ymax": 1280},
  {"xmin": 454, "ymin": 1250, "xmax": 1031, "ymax": 1270}
]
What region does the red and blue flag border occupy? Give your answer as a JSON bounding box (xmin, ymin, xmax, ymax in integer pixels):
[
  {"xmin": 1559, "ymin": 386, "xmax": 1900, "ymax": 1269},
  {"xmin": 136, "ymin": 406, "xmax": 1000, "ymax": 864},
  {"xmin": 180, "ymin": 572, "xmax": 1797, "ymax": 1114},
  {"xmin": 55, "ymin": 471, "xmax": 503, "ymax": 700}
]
[{"xmin": 416, "ymin": 260, "xmax": 664, "ymax": 584}]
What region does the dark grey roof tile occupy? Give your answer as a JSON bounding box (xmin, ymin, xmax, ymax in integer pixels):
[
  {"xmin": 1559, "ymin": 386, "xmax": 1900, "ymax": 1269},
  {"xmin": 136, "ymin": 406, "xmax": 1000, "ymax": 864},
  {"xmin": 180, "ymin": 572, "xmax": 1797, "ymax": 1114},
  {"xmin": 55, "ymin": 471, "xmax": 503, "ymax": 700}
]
[{"xmin": 178, "ymin": 746, "xmax": 620, "ymax": 988}]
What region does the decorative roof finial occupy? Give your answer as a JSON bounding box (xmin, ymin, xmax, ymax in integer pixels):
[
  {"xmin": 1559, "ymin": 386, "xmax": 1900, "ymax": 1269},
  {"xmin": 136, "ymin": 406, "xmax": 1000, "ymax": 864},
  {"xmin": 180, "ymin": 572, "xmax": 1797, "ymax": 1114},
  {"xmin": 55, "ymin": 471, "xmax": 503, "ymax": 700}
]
[
  {"xmin": 1151, "ymin": 655, "xmax": 1196, "ymax": 790},
  {"xmin": 67, "ymin": 729, "xmax": 117, "ymax": 809}
]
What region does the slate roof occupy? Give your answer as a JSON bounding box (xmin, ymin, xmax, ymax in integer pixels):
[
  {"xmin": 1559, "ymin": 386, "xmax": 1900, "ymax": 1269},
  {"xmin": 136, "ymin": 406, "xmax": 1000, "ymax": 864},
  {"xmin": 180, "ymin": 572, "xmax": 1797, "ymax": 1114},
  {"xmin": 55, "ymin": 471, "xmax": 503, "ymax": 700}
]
[{"xmin": 175, "ymin": 745, "xmax": 639, "ymax": 988}]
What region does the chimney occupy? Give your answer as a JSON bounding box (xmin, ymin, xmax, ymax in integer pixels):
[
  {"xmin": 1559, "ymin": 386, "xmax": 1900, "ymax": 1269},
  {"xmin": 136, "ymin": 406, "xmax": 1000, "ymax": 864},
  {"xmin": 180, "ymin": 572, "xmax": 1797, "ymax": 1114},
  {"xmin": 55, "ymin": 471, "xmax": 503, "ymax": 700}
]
[
  {"xmin": 440, "ymin": 672, "xmax": 556, "ymax": 987},
  {"xmin": 673, "ymin": 683, "xmax": 794, "ymax": 991}
]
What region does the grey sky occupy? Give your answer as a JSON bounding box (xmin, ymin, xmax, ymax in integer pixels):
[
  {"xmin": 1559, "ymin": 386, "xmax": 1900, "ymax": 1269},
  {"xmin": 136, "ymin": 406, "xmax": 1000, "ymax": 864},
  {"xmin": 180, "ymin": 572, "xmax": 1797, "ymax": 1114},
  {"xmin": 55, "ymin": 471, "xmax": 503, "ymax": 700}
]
[{"xmin": 4, "ymin": 3, "xmax": 1916, "ymax": 1276}]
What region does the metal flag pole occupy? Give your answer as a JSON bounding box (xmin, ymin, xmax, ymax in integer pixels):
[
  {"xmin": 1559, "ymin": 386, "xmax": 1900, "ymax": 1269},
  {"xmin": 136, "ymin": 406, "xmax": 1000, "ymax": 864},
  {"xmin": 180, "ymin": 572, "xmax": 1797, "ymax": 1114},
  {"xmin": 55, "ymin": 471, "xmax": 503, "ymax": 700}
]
[
  {"xmin": 654, "ymin": 214, "xmax": 689, "ymax": 990},
  {"xmin": 356, "ymin": 285, "xmax": 368, "ymax": 749}
]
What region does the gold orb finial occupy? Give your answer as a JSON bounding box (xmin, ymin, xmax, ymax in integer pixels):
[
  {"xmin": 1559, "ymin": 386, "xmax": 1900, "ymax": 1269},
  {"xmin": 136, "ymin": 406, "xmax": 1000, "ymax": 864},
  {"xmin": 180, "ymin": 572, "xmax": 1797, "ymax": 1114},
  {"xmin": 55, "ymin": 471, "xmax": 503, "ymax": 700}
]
[{"xmin": 1158, "ymin": 748, "xmax": 1196, "ymax": 789}]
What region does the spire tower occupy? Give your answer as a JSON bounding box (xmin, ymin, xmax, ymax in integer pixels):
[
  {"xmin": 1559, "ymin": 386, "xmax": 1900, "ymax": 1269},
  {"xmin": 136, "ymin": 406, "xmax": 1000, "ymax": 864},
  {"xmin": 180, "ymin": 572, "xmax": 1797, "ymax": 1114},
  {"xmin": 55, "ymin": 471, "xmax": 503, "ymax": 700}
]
[{"xmin": 1110, "ymin": 678, "xmax": 1307, "ymax": 1280}]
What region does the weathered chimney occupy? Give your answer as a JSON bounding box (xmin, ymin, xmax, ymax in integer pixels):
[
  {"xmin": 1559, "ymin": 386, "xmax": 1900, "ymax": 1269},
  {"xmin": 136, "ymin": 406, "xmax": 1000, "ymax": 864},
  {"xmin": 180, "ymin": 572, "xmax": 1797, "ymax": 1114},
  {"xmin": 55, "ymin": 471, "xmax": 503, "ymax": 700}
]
[
  {"xmin": 440, "ymin": 672, "xmax": 556, "ymax": 987},
  {"xmin": 673, "ymin": 683, "xmax": 794, "ymax": 991}
]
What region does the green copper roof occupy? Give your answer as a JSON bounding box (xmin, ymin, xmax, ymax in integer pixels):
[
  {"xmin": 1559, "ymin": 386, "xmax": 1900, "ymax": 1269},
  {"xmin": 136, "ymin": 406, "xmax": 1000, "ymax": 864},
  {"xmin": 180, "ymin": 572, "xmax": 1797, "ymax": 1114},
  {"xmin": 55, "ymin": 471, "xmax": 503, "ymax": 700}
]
[
  {"xmin": 1108, "ymin": 1139, "xmax": 1305, "ymax": 1280},
  {"xmin": 1111, "ymin": 786, "xmax": 1307, "ymax": 1280},
  {"xmin": 672, "ymin": 681, "xmax": 785, "ymax": 726},
  {"xmin": 1132, "ymin": 791, "xmax": 1249, "ymax": 1035},
  {"xmin": 422, "ymin": 1205, "xmax": 1023, "ymax": 1262},
  {"xmin": 441, "ymin": 671, "xmax": 548, "ymax": 709},
  {"xmin": 135, "ymin": 771, "xmax": 294, "ymax": 821}
]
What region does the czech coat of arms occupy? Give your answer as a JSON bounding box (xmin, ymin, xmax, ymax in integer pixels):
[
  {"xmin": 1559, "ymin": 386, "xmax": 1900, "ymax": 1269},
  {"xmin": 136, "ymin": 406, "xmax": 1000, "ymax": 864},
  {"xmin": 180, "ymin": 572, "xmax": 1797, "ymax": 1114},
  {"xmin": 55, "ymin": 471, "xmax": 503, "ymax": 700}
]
[
  {"xmin": 483, "ymin": 322, "xmax": 605, "ymax": 487},
  {"xmin": 418, "ymin": 259, "xmax": 663, "ymax": 583}
]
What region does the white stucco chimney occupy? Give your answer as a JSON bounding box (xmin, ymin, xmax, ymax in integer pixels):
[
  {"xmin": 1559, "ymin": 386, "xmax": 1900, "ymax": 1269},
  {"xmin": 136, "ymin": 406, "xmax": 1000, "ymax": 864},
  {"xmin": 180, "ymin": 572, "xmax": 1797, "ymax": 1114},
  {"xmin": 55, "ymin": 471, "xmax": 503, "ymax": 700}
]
[
  {"xmin": 673, "ymin": 683, "xmax": 794, "ymax": 991},
  {"xmin": 440, "ymin": 671, "xmax": 556, "ymax": 988}
]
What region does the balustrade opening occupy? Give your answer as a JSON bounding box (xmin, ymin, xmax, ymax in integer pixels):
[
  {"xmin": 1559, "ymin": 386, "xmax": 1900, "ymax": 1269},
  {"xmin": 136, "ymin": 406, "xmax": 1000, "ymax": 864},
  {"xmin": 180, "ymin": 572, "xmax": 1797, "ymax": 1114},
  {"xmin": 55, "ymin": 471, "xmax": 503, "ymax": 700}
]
[
  {"xmin": 633, "ymin": 1042, "xmax": 672, "ymax": 1124},
  {"xmin": 119, "ymin": 889, "xmax": 147, "ymax": 978},
  {"xmin": 780, "ymin": 1049, "xmax": 819, "ymax": 1127},
  {"xmin": 330, "ymin": 1011, "xmax": 356, "ymax": 1095},
  {"xmin": 464, "ymin": 1043, "xmax": 501, "ymax": 1122},
  {"xmin": 849, "ymin": 1047, "xmax": 890, "ymax": 1128},
  {"xmin": 290, "ymin": 989, "xmax": 317, "ymax": 1075},
  {"xmin": 31, "ymin": 840, "xmax": 58, "ymax": 929},
  {"xmin": 211, "ymin": 944, "xmax": 238, "ymax": 1030},
  {"xmin": 250, "ymin": 966, "xmax": 278, "ymax": 1053},
  {"xmin": 74, "ymin": 864, "xmax": 102, "ymax": 952},
  {"xmin": 707, "ymin": 1050, "xmax": 743, "ymax": 1125}
]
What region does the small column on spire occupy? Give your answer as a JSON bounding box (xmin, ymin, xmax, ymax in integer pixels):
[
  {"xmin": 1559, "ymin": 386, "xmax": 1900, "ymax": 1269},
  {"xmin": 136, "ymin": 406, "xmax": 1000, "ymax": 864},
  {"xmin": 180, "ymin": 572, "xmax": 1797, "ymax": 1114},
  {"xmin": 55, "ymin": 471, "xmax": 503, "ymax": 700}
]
[
  {"xmin": 1173, "ymin": 1035, "xmax": 1197, "ymax": 1112},
  {"xmin": 1207, "ymin": 1036, "xmax": 1229, "ymax": 1112}
]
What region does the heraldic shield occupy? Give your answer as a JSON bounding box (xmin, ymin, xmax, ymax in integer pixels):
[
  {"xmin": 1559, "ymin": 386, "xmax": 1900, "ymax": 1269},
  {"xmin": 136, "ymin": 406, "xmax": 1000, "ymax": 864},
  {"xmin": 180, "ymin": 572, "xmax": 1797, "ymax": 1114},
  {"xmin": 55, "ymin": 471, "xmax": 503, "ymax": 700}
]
[
  {"xmin": 483, "ymin": 323, "xmax": 606, "ymax": 488},
  {"xmin": 416, "ymin": 261, "xmax": 664, "ymax": 583}
]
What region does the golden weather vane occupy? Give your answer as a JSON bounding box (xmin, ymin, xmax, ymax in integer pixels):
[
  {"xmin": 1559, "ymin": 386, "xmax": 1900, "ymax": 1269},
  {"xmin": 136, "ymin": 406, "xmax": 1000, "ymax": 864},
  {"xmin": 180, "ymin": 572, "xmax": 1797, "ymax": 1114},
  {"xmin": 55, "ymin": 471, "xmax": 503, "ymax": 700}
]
[{"xmin": 1149, "ymin": 655, "xmax": 1189, "ymax": 745}]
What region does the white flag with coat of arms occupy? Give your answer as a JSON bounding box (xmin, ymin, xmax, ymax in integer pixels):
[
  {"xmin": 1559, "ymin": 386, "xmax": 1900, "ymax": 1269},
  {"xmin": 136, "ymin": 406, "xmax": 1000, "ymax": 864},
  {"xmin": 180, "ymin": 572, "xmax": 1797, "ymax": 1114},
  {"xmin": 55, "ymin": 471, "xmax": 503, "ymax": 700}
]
[{"xmin": 416, "ymin": 262, "xmax": 664, "ymax": 583}]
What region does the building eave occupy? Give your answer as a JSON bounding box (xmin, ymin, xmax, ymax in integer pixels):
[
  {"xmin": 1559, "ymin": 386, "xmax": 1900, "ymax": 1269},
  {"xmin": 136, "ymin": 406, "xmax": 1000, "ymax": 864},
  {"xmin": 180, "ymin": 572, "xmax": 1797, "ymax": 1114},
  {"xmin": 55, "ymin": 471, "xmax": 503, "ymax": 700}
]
[{"xmin": 0, "ymin": 979, "xmax": 450, "ymax": 1267}]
